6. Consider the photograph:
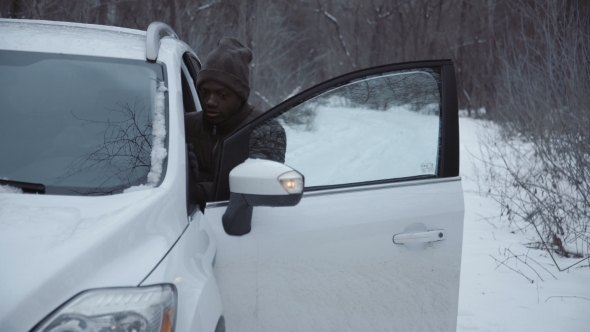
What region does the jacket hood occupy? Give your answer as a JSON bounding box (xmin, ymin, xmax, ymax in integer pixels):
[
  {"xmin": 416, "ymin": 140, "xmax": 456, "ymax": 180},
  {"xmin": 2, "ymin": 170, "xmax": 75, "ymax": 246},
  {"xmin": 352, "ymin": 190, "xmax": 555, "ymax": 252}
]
[{"xmin": 196, "ymin": 37, "xmax": 252, "ymax": 102}]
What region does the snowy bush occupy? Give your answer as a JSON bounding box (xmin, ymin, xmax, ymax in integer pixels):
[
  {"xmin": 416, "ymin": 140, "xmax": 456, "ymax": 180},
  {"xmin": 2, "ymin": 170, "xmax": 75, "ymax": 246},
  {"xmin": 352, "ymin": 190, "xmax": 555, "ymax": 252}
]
[{"xmin": 480, "ymin": 0, "xmax": 590, "ymax": 263}]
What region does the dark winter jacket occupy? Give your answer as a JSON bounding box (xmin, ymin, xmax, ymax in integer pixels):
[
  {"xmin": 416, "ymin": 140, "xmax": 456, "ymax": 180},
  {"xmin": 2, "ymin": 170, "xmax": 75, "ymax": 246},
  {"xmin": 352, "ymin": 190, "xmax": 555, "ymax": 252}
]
[{"xmin": 185, "ymin": 104, "xmax": 286, "ymax": 204}]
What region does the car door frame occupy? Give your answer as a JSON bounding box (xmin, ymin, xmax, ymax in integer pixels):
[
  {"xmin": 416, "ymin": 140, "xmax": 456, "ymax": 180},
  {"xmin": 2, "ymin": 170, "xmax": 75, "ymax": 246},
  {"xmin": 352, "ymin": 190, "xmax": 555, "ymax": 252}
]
[
  {"xmin": 211, "ymin": 59, "xmax": 458, "ymax": 202},
  {"xmin": 202, "ymin": 59, "xmax": 463, "ymax": 331}
]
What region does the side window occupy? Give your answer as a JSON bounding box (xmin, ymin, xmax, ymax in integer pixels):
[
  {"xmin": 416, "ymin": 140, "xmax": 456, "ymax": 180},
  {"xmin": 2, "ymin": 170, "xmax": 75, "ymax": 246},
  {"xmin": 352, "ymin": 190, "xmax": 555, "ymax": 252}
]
[
  {"xmin": 187, "ymin": 56, "xmax": 201, "ymax": 72},
  {"xmin": 250, "ymin": 68, "xmax": 441, "ymax": 188},
  {"xmin": 181, "ymin": 55, "xmax": 202, "ymax": 214},
  {"xmin": 181, "ymin": 54, "xmax": 202, "ymax": 113}
]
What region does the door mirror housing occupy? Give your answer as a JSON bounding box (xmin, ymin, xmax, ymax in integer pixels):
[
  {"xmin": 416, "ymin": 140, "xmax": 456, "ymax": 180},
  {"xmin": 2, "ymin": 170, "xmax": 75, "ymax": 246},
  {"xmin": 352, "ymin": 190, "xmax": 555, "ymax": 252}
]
[
  {"xmin": 222, "ymin": 159, "xmax": 304, "ymax": 236},
  {"xmin": 230, "ymin": 158, "xmax": 304, "ymax": 206}
]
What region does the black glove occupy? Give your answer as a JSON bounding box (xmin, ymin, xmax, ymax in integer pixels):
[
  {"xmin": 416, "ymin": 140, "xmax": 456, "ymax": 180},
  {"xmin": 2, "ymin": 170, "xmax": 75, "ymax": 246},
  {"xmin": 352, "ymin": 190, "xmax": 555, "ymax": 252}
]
[{"xmin": 187, "ymin": 143, "xmax": 199, "ymax": 181}]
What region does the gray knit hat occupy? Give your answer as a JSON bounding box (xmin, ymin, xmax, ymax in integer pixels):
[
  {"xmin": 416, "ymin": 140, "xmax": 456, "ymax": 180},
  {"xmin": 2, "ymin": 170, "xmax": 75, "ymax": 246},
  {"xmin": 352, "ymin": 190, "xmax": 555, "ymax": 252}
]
[{"xmin": 196, "ymin": 37, "xmax": 252, "ymax": 101}]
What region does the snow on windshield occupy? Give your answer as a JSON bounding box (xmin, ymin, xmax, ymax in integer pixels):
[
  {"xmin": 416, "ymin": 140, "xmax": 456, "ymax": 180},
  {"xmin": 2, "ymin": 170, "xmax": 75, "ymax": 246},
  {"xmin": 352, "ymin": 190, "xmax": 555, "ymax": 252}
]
[
  {"xmin": 124, "ymin": 81, "xmax": 167, "ymax": 193},
  {"xmin": 0, "ymin": 185, "xmax": 22, "ymax": 194}
]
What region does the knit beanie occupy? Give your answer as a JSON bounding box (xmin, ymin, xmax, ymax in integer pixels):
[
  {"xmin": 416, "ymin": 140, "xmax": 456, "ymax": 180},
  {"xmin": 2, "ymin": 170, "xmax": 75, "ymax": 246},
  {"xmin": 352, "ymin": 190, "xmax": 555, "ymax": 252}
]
[{"xmin": 196, "ymin": 37, "xmax": 252, "ymax": 102}]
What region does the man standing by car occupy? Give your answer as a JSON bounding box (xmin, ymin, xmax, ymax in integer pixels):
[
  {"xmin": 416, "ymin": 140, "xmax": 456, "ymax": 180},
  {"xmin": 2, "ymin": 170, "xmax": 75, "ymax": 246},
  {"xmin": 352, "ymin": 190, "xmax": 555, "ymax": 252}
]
[{"xmin": 185, "ymin": 37, "xmax": 285, "ymax": 206}]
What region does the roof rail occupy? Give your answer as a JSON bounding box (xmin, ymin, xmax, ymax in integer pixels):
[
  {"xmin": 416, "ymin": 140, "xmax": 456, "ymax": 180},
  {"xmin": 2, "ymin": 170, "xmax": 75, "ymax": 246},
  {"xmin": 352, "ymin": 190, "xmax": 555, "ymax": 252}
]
[{"xmin": 146, "ymin": 22, "xmax": 179, "ymax": 61}]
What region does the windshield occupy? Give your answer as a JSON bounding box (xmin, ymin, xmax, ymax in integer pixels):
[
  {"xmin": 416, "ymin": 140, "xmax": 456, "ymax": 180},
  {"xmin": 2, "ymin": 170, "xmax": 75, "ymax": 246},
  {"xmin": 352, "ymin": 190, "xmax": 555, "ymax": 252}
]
[{"xmin": 0, "ymin": 50, "xmax": 167, "ymax": 195}]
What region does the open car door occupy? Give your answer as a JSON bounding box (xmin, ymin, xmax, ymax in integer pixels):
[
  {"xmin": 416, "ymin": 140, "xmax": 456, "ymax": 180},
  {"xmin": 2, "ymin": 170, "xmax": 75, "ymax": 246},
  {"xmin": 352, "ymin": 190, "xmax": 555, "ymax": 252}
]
[{"xmin": 202, "ymin": 60, "xmax": 464, "ymax": 331}]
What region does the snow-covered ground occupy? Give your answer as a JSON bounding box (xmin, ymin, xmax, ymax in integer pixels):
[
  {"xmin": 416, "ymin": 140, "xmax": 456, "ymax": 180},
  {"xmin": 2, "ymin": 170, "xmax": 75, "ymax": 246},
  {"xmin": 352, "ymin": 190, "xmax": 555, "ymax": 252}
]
[
  {"xmin": 457, "ymin": 117, "xmax": 590, "ymax": 331},
  {"xmin": 280, "ymin": 103, "xmax": 439, "ymax": 187}
]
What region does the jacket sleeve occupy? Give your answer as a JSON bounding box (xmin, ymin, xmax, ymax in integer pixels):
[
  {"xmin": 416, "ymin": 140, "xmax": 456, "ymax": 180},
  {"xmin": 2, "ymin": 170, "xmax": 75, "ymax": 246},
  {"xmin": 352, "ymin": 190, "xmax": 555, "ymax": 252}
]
[
  {"xmin": 248, "ymin": 118, "xmax": 287, "ymax": 163},
  {"xmin": 195, "ymin": 182, "xmax": 212, "ymax": 207},
  {"xmin": 185, "ymin": 112, "xmax": 214, "ymax": 208}
]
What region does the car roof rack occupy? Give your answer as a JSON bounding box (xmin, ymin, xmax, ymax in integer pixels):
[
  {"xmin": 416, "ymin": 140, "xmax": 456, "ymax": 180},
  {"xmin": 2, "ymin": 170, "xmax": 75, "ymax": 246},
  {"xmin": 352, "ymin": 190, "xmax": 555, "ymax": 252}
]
[{"xmin": 146, "ymin": 22, "xmax": 179, "ymax": 61}]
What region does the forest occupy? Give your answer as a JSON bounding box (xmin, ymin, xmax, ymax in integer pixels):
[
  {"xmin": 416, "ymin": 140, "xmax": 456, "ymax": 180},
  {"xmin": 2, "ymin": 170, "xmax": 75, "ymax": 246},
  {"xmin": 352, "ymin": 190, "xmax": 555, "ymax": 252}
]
[{"xmin": 2, "ymin": 0, "xmax": 589, "ymax": 258}]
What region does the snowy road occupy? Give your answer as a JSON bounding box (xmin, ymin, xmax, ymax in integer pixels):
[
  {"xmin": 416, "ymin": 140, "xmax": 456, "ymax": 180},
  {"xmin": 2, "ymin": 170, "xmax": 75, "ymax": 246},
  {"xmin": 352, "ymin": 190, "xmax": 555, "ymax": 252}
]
[{"xmin": 457, "ymin": 118, "xmax": 590, "ymax": 331}]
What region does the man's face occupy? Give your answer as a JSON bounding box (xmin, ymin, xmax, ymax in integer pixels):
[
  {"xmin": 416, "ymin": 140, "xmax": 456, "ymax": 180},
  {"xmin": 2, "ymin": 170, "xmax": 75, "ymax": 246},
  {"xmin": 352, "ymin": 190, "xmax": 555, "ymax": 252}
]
[{"xmin": 198, "ymin": 80, "xmax": 243, "ymax": 124}]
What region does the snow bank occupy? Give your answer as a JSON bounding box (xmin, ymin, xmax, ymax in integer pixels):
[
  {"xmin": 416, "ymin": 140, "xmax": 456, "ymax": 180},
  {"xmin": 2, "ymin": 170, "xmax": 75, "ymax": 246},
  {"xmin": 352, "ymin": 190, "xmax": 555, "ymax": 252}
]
[
  {"xmin": 0, "ymin": 185, "xmax": 22, "ymax": 194},
  {"xmin": 124, "ymin": 81, "xmax": 167, "ymax": 193},
  {"xmin": 280, "ymin": 104, "xmax": 439, "ymax": 187},
  {"xmin": 456, "ymin": 117, "xmax": 590, "ymax": 332}
]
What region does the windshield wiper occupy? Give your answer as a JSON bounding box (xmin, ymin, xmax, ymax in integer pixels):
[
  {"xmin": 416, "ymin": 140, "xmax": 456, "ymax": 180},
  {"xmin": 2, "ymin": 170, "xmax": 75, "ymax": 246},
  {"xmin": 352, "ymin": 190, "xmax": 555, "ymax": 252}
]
[{"xmin": 0, "ymin": 179, "xmax": 46, "ymax": 194}]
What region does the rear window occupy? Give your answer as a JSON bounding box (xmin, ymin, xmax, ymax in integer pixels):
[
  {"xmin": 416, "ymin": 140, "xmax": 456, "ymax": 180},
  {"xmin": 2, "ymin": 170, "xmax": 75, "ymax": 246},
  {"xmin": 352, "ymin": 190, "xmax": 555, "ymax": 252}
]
[{"xmin": 0, "ymin": 50, "xmax": 167, "ymax": 195}]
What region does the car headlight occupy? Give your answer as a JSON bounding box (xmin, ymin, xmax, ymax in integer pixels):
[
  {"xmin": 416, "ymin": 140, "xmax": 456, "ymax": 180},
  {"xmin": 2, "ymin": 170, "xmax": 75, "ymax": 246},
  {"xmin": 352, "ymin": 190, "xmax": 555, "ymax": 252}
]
[{"xmin": 32, "ymin": 284, "xmax": 176, "ymax": 332}]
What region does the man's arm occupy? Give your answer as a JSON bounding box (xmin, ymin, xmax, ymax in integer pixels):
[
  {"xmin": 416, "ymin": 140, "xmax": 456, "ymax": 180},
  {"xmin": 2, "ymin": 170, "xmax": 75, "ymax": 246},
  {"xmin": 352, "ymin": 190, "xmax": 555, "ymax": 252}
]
[
  {"xmin": 185, "ymin": 112, "xmax": 214, "ymax": 208},
  {"xmin": 186, "ymin": 144, "xmax": 212, "ymax": 206},
  {"xmin": 248, "ymin": 118, "xmax": 287, "ymax": 163}
]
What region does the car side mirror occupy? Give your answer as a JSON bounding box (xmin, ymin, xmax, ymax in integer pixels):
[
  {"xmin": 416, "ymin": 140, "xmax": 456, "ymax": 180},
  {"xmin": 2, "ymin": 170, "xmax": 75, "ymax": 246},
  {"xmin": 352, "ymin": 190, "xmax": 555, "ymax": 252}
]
[{"xmin": 222, "ymin": 159, "xmax": 304, "ymax": 236}]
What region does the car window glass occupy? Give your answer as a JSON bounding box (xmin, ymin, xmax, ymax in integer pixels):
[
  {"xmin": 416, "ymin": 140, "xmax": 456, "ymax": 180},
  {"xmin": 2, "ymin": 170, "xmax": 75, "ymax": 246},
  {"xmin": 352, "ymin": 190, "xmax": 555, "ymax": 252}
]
[
  {"xmin": 0, "ymin": 50, "xmax": 166, "ymax": 195},
  {"xmin": 181, "ymin": 63, "xmax": 200, "ymax": 113},
  {"xmin": 188, "ymin": 56, "xmax": 201, "ymax": 72},
  {"xmin": 249, "ymin": 69, "xmax": 441, "ymax": 188}
]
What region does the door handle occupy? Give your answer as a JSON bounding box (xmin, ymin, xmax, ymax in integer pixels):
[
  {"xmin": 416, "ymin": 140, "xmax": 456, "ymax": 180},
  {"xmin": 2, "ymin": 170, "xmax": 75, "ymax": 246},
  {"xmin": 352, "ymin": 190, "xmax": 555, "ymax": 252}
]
[{"xmin": 393, "ymin": 230, "xmax": 445, "ymax": 244}]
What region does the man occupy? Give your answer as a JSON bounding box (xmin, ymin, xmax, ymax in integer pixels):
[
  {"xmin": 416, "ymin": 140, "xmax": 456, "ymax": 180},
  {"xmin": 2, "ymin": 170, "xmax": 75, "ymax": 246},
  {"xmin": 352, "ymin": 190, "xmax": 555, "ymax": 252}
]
[{"xmin": 185, "ymin": 37, "xmax": 285, "ymax": 205}]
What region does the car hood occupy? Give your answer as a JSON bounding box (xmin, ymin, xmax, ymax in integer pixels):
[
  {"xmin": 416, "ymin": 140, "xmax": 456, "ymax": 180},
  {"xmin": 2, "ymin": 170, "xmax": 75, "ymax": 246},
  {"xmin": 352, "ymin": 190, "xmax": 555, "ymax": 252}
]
[{"xmin": 0, "ymin": 189, "xmax": 185, "ymax": 331}]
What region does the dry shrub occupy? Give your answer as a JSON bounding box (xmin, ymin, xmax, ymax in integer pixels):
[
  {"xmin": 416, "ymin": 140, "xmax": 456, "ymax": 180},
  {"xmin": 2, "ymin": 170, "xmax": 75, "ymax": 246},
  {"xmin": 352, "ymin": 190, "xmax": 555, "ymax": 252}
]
[{"xmin": 482, "ymin": 0, "xmax": 590, "ymax": 260}]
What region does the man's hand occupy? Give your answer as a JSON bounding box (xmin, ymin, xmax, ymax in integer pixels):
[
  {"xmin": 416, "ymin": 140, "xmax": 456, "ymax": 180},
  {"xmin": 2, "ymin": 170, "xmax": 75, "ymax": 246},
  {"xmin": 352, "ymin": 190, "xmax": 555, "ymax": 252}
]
[{"xmin": 187, "ymin": 143, "xmax": 199, "ymax": 181}]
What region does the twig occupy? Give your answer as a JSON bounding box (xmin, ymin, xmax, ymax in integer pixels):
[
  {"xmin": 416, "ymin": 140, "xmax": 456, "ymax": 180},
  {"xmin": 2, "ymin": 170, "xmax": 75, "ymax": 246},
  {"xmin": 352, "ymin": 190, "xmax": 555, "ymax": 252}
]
[
  {"xmin": 532, "ymin": 222, "xmax": 590, "ymax": 272},
  {"xmin": 545, "ymin": 296, "xmax": 590, "ymax": 303},
  {"xmin": 536, "ymin": 279, "xmax": 539, "ymax": 304},
  {"xmin": 559, "ymin": 256, "xmax": 590, "ymax": 271},
  {"xmin": 490, "ymin": 255, "xmax": 534, "ymax": 283},
  {"xmin": 524, "ymin": 255, "xmax": 558, "ymax": 280},
  {"xmin": 506, "ymin": 248, "xmax": 544, "ymax": 282}
]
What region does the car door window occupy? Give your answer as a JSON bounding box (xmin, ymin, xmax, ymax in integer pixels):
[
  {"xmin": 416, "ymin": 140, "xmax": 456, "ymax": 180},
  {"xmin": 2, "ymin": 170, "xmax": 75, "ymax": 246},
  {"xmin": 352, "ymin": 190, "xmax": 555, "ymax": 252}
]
[
  {"xmin": 186, "ymin": 55, "xmax": 201, "ymax": 73},
  {"xmin": 181, "ymin": 55, "xmax": 202, "ymax": 215},
  {"xmin": 213, "ymin": 63, "xmax": 456, "ymax": 201},
  {"xmin": 250, "ymin": 68, "xmax": 441, "ymax": 188},
  {"xmin": 181, "ymin": 62, "xmax": 201, "ymax": 113},
  {"xmin": 181, "ymin": 53, "xmax": 202, "ymax": 114}
]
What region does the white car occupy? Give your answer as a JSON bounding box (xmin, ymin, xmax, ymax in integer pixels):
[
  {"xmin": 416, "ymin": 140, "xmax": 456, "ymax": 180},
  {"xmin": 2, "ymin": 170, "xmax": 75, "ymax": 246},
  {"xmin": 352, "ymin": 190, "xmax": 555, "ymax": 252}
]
[{"xmin": 0, "ymin": 19, "xmax": 464, "ymax": 332}]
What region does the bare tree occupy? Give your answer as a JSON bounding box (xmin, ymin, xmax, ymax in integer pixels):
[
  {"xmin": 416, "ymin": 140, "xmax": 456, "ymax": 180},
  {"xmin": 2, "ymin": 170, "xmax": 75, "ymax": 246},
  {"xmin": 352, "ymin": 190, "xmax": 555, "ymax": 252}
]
[
  {"xmin": 0, "ymin": 0, "xmax": 512, "ymax": 113},
  {"xmin": 6, "ymin": 1, "xmax": 589, "ymax": 259}
]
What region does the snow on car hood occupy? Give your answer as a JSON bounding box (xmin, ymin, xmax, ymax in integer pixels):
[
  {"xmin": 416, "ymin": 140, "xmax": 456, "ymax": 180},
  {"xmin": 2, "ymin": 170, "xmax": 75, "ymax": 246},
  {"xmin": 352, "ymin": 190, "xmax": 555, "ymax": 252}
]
[{"xmin": 0, "ymin": 189, "xmax": 185, "ymax": 331}]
